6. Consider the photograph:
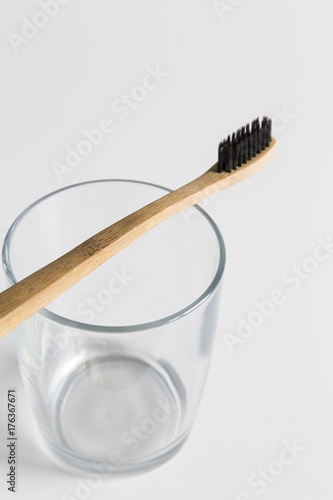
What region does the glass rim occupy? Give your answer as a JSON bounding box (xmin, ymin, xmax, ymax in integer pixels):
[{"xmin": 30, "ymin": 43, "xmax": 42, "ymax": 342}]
[{"xmin": 2, "ymin": 179, "xmax": 226, "ymax": 333}]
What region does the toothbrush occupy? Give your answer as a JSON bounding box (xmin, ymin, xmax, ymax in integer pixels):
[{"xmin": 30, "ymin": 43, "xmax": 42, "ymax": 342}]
[{"xmin": 0, "ymin": 117, "xmax": 276, "ymax": 337}]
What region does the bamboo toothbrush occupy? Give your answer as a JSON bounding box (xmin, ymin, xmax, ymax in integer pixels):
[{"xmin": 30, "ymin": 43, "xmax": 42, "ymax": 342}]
[{"xmin": 0, "ymin": 117, "xmax": 276, "ymax": 338}]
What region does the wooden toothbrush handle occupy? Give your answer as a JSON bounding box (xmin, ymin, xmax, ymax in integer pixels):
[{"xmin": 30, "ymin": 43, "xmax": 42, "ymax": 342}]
[
  {"xmin": 0, "ymin": 137, "xmax": 276, "ymax": 337},
  {"xmin": 0, "ymin": 171, "xmax": 220, "ymax": 337}
]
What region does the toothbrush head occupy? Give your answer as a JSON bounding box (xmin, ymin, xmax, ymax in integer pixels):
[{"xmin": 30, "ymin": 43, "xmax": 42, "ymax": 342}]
[{"xmin": 217, "ymin": 117, "xmax": 273, "ymax": 173}]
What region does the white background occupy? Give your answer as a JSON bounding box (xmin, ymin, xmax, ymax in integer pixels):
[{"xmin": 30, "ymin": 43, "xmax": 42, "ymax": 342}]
[{"xmin": 0, "ymin": 0, "xmax": 332, "ymax": 498}]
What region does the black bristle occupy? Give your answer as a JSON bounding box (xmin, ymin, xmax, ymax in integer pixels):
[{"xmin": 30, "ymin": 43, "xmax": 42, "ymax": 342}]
[
  {"xmin": 232, "ymin": 144, "xmax": 239, "ymax": 169},
  {"xmin": 237, "ymin": 142, "xmax": 244, "ymax": 166},
  {"xmin": 260, "ymin": 128, "xmax": 264, "ymax": 151},
  {"xmin": 217, "ymin": 142, "xmax": 225, "ymax": 173},
  {"xmin": 231, "ymin": 132, "xmax": 236, "ymax": 149},
  {"xmin": 217, "ymin": 116, "xmax": 273, "ymax": 173},
  {"xmin": 267, "ymin": 119, "xmax": 272, "ymax": 145},
  {"xmin": 256, "ymin": 130, "xmax": 261, "ymax": 153},
  {"xmin": 248, "ymin": 134, "xmax": 254, "ymax": 161},
  {"xmin": 262, "ymin": 125, "xmax": 267, "ymax": 149},
  {"xmin": 226, "ymin": 146, "xmax": 232, "ymax": 173},
  {"xmin": 252, "ymin": 131, "xmax": 258, "ymax": 157},
  {"xmin": 242, "ymin": 137, "xmax": 248, "ymax": 164}
]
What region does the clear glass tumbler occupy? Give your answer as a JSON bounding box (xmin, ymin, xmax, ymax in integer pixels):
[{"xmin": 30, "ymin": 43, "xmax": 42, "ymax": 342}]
[{"xmin": 2, "ymin": 179, "xmax": 225, "ymax": 475}]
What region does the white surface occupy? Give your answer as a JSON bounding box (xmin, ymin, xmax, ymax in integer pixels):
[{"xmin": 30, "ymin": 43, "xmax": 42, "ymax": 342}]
[{"xmin": 0, "ymin": 0, "xmax": 332, "ymax": 498}]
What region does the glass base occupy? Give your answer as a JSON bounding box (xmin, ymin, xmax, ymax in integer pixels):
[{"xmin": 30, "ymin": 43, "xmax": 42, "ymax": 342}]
[{"xmin": 41, "ymin": 354, "xmax": 188, "ymax": 474}]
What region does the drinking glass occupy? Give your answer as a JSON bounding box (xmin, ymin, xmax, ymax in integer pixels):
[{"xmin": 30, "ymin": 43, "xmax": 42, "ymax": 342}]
[{"xmin": 2, "ymin": 179, "xmax": 226, "ymax": 474}]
